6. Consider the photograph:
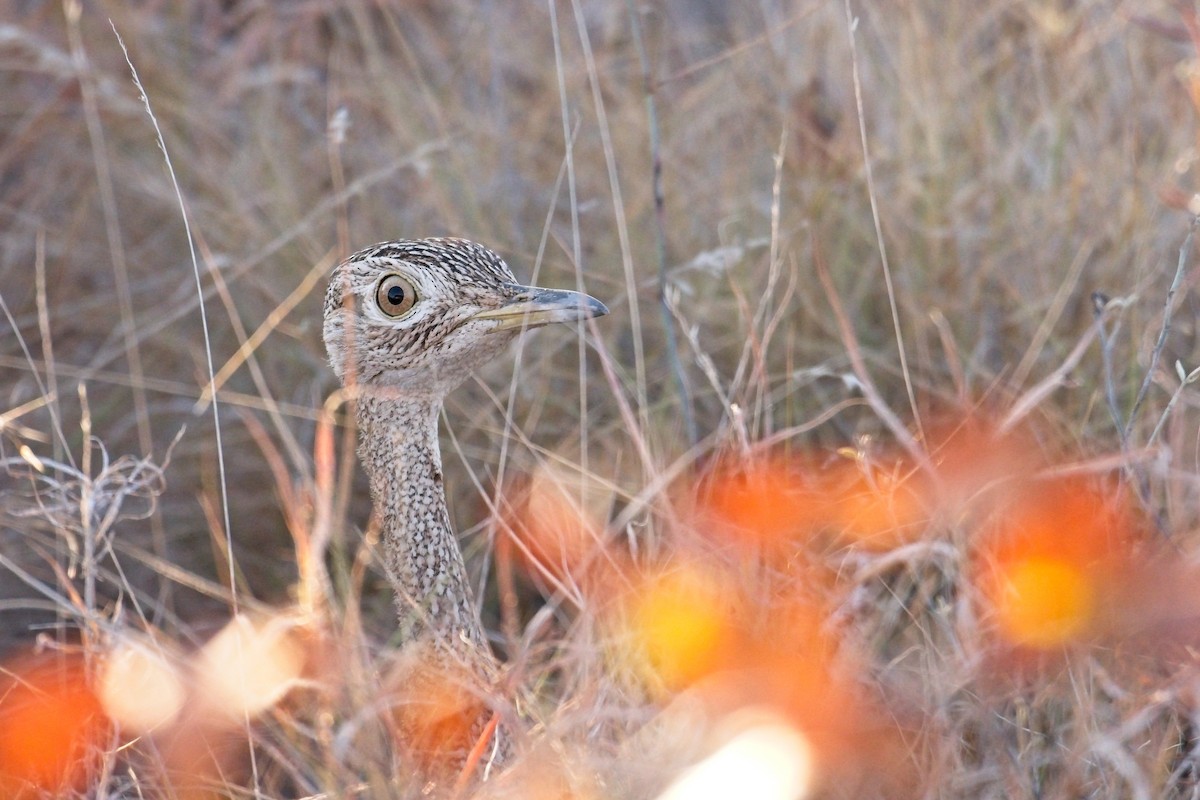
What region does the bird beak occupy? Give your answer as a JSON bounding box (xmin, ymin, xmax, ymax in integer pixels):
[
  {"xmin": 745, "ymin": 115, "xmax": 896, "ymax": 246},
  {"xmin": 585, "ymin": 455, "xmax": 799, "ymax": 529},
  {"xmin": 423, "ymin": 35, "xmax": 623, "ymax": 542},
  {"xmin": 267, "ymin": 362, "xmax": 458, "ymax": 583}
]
[{"xmin": 472, "ymin": 284, "xmax": 609, "ymax": 332}]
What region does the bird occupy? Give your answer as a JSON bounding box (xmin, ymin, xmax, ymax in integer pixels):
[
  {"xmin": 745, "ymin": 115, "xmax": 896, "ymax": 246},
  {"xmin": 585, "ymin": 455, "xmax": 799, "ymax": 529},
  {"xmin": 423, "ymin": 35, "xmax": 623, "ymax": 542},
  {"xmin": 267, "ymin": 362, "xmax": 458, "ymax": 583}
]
[{"xmin": 322, "ymin": 237, "xmax": 607, "ymax": 767}]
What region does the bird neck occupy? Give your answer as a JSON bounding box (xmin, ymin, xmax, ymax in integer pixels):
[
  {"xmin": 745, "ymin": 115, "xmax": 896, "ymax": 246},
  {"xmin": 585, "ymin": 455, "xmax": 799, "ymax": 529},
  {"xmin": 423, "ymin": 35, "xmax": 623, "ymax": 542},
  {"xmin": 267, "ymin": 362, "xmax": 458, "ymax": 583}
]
[{"xmin": 353, "ymin": 393, "xmax": 486, "ymax": 650}]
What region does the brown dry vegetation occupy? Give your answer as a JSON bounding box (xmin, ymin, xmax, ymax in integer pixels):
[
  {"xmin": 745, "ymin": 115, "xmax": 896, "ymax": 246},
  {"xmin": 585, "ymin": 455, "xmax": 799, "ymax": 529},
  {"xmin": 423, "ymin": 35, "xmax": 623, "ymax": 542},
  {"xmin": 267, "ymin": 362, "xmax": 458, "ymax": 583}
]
[{"xmin": 4, "ymin": 0, "xmax": 1200, "ymax": 798}]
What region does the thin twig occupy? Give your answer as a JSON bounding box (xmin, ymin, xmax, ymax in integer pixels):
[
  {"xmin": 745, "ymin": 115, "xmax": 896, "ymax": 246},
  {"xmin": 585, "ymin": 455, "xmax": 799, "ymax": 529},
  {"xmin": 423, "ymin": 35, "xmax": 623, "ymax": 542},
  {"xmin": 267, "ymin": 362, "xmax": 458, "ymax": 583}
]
[
  {"xmin": 490, "ymin": 141, "xmax": 574, "ymax": 653},
  {"xmin": 66, "ymin": 0, "xmax": 154, "ymax": 463},
  {"xmin": 32, "ymin": 231, "xmax": 68, "ymax": 467},
  {"xmin": 565, "ymin": 0, "xmax": 649, "ymax": 433},
  {"xmin": 1125, "ymin": 216, "xmax": 1196, "ymax": 436},
  {"xmin": 0, "ymin": 353, "xmax": 322, "ymax": 421},
  {"xmin": 1147, "ymin": 362, "xmax": 1200, "ymax": 448},
  {"xmin": 194, "ymin": 248, "xmax": 338, "ymax": 415},
  {"xmin": 999, "ymin": 325, "xmax": 1099, "ymax": 433},
  {"xmin": 112, "ymin": 20, "xmax": 262, "ymax": 797},
  {"xmin": 843, "ymin": 0, "xmax": 923, "ymax": 441},
  {"xmin": 111, "ymin": 23, "xmax": 235, "ymax": 607},
  {"xmin": 813, "ymin": 238, "xmax": 926, "ymax": 470},
  {"xmin": 752, "ymin": 149, "xmax": 798, "ymax": 439},
  {"xmin": 78, "ymin": 383, "xmax": 95, "ymax": 625},
  {"xmin": 1009, "ymin": 239, "xmax": 1095, "ymax": 392},
  {"xmin": 626, "ymin": 0, "xmax": 697, "ymax": 446},
  {"xmin": 193, "ymin": 232, "xmax": 312, "ymax": 476},
  {"xmin": 549, "ymin": 0, "xmax": 592, "ymax": 491},
  {"xmin": 1092, "ymin": 292, "xmax": 1128, "ymax": 449},
  {"xmin": 663, "ymin": 284, "xmax": 733, "ymax": 419},
  {"xmin": 453, "ymin": 712, "xmax": 502, "ymax": 797},
  {"xmin": 0, "ymin": 266, "xmax": 73, "ymax": 463},
  {"xmin": 726, "ymin": 131, "xmax": 793, "ymax": 441}
]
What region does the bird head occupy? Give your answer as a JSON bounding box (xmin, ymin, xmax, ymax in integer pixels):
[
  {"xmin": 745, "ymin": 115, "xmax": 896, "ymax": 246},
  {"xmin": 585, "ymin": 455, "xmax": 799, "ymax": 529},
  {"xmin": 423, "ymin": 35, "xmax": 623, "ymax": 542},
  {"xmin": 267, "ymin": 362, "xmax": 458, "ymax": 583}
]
[{"xmin": 323, "ymin": 238, "xmax": 608, "ymax": 398}]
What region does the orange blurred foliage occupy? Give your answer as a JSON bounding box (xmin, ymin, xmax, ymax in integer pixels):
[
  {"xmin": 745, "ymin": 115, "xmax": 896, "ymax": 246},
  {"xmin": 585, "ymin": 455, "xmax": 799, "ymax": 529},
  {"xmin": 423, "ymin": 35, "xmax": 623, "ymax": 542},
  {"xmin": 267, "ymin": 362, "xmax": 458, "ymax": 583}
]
[
  {"xmin": 695, "ymin": 457, "xmax": 823, "ymax": 549},
  {"xmin": 993, "ymin": 557, "xmax": 1095, "ymax": 648},
  {"xmin": 977, "ymin": 478, "xmax": 1145, "ymax": 650},
  {"xmin": 821, "ymin": 462, "xmax": 928, "ymax": 548},
  {"xmin": 0, "ymin": 654, "xmax": 109, "ymax": 797},
  {"xmin": 713, "ymin": 601, "xmax": 866, "ymax": 754},
  {"xmin": 386, "ymin": 647, "xmax": 500, "ymax": 776},
  {"xmin": 620, "ymin": 560, "xmax": 908, "ymax": 795},
  {"xmin": 622, "ymin": 562, "xmax": 847, "ymax": 704},
  {"xmin": 693, "ymin": 453, "xmax": 930, "ymax": 552}
]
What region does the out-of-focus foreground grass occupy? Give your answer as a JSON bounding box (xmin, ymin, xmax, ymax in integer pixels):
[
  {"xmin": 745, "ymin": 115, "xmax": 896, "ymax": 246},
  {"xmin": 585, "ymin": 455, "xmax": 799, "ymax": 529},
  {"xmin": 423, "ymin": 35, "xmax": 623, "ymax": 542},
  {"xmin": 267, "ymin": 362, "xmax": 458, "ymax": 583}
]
[{"xmin": 4, "ymin": 1, "xmax": 1200, "ymax": 797}]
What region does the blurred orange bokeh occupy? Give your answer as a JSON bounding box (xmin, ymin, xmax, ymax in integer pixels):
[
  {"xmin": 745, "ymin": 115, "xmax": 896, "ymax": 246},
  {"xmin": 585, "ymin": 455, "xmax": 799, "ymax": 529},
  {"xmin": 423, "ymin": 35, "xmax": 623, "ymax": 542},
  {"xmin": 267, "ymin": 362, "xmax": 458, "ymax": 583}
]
[
  {"xmin": 822, "ymin": 462, "xmax": 928, "ymax": 548},
  {"xmin": 627, "ymin": 563, "xmax": 740, "ymax": 691},
  {"xmin": 0, "ymin": 654, "xmax": 109, "ymax": 796},
  {"xmin": 620, "ymin": 554, "xmax": 899, "ymax": 796},
  {"xmin": 993, "ymin": 556, "xmax": 1095, "ymax": 648},
  {"xmin": 694, "ymin": 453, "xmax": 930, "ymax": 553},
  {"xmin": 622, "ymin": 562, "xmax": 843, "ymax": 708},
  {"xmin": 696, "ymin": 457, "xmax": 822, "ymax": 549},
  {"xmin": 978, "ymin": 478, "xmax": 1143, "ymax": 649}
]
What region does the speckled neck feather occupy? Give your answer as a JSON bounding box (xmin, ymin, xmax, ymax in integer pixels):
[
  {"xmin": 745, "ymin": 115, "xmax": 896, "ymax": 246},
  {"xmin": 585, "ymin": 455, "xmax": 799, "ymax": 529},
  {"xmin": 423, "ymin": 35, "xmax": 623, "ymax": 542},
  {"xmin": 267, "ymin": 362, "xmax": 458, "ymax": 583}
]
[{"xmin": 354, "ymin": 392, "xmax": 485, "ymax": 650}]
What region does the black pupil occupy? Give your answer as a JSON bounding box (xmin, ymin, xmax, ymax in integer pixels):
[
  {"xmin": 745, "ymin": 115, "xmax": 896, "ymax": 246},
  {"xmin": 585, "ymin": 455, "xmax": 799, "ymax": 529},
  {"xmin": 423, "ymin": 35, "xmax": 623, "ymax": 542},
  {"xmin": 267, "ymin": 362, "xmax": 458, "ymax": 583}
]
[{"xmin": 386, "ymin": 284, "xmax": 406, "ymax": 306}]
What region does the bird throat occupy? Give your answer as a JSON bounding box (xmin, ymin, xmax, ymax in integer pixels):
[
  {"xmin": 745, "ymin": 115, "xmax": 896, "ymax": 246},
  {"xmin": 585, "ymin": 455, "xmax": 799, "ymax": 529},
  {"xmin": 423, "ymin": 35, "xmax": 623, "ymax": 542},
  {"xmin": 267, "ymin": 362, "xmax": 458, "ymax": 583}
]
[{"xmin": 353, "ymin": 393, "xmax": 487, "ymax": 650}]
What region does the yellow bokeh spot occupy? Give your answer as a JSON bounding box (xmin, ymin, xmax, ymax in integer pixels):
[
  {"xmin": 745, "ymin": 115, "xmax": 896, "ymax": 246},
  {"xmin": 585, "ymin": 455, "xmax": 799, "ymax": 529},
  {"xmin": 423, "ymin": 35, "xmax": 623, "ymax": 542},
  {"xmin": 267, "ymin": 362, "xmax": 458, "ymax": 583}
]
[
  {"xmin": 996, "ymin": 557, "xmax": 1094, "ymax": 648},
  {"xmin": 632, "ymin": 570, "xmax": 730, "ymax": 690}
]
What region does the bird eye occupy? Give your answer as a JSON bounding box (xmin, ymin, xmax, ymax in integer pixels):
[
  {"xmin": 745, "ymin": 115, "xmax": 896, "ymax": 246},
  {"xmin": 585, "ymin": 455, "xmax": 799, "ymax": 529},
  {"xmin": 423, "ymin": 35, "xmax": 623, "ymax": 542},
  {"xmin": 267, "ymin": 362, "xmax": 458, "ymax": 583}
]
[{"xmin": 376, "ymin": 274, "xmax": 418, "ymax": 318}]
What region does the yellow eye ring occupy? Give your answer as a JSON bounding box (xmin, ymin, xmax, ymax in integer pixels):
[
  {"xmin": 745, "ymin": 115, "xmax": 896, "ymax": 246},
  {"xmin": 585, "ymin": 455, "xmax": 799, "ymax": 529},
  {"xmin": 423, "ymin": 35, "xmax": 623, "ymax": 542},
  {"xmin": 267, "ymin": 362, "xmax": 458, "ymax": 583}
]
[{"xmin": 376, "ymin": 274, "xmax": 418, "ymax": 318}]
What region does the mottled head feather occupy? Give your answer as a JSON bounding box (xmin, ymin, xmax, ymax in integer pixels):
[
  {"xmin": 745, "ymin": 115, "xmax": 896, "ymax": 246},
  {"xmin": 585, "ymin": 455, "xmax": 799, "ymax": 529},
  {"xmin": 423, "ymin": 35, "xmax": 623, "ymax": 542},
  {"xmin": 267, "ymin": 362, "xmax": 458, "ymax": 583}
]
[{"xmin": 323, "ymin": 237, "xmax": 525, "ymax": 397}]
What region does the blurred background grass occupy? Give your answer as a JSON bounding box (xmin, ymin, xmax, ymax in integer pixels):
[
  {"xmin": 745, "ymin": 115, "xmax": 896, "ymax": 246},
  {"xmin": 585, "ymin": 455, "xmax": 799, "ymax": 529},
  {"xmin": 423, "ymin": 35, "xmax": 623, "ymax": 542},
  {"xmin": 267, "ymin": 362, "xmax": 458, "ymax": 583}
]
[{"xmin": 3, "ymin": 0, "xmax": 1200, "ymax": 796}]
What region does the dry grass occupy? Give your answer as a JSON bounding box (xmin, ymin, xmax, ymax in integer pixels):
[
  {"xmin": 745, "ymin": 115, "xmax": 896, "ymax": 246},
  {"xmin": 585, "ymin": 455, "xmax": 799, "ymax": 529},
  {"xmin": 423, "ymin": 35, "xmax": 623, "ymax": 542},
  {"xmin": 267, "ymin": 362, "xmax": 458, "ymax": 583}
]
[{"xmin": 4, "ymin": 0, "xmax": 1200, "ymax": 797}]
